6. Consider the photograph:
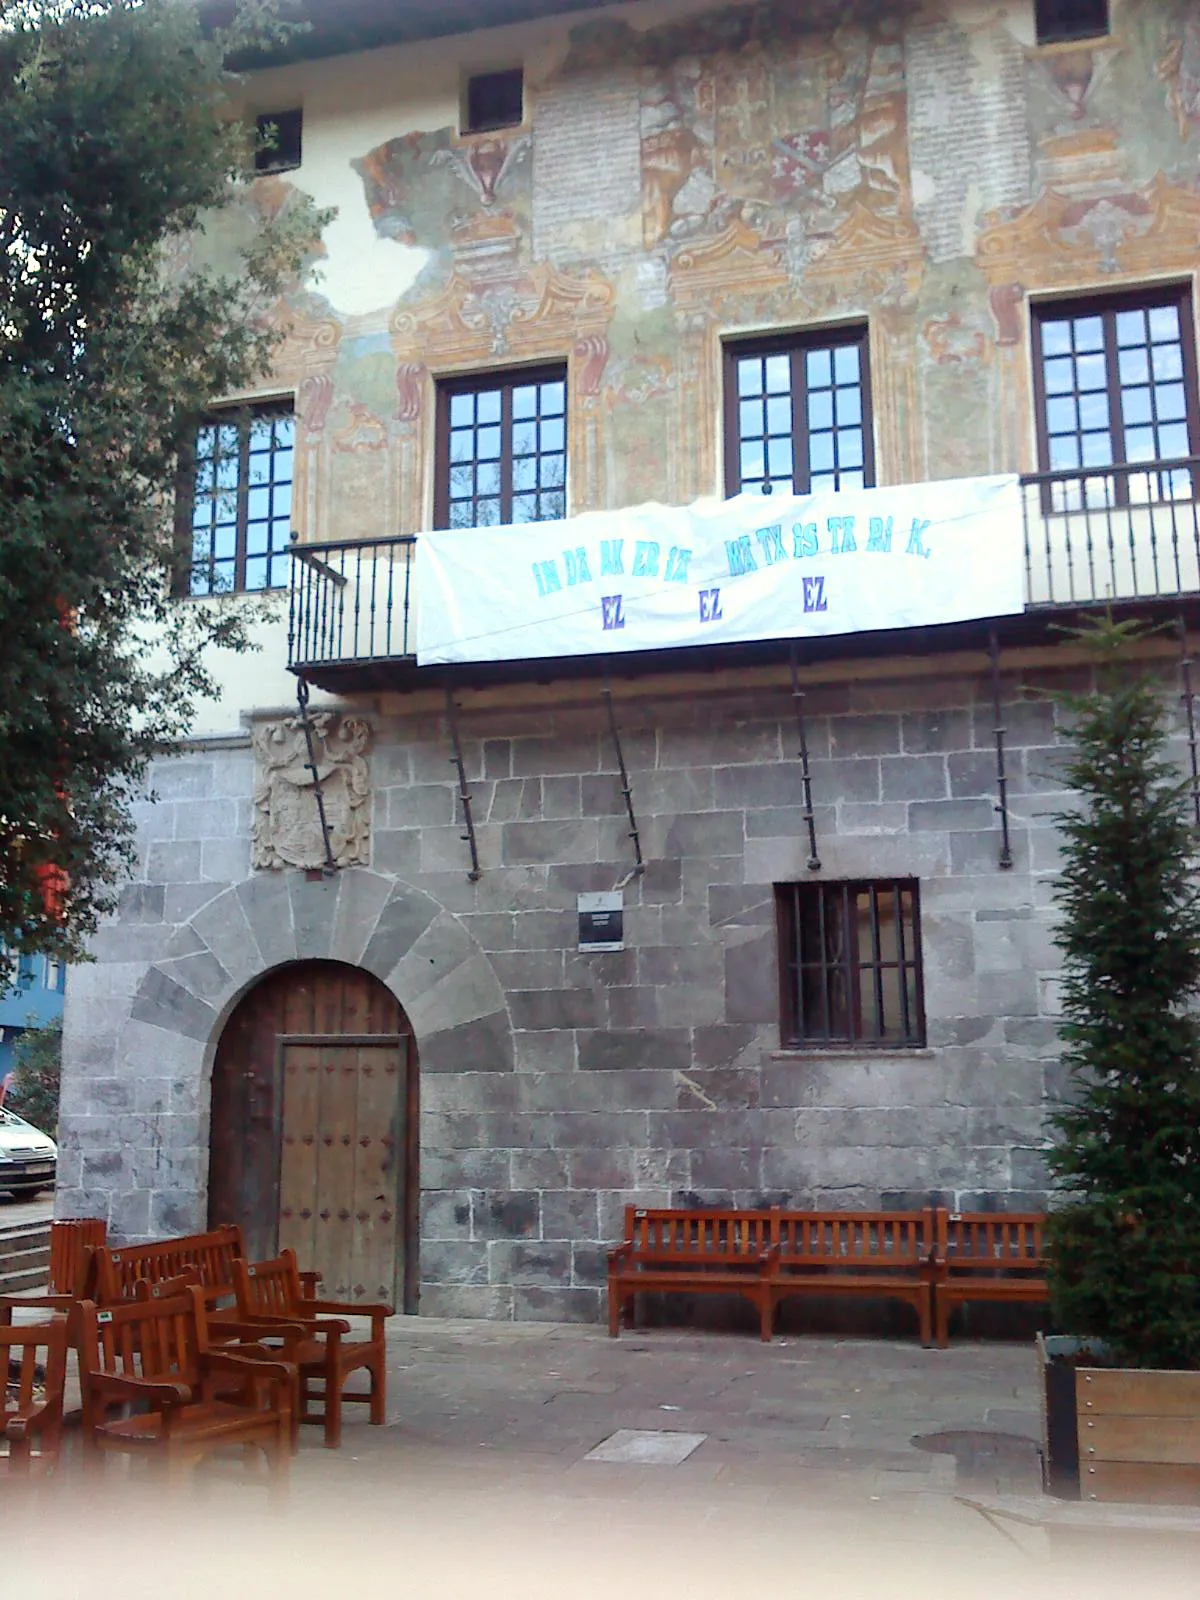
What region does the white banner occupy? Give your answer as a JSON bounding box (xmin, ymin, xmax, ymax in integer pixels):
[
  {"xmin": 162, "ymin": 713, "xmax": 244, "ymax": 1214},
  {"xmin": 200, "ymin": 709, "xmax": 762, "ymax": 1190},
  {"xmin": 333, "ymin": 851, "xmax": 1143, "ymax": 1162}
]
[{"xmin": 415, "ymin": 474, "xmax": 1024, "ymax": 666}]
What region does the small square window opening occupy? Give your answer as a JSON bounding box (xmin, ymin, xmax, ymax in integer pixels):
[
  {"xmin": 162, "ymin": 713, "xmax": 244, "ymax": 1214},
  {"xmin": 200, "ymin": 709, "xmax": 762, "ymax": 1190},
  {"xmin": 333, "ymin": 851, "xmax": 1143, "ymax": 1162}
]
[
  {"xmin": 1034, "ymin": 0, "xmax": 1109, "ymax": 47},
  {"xmin": 255, "ymin": 109, "xmax": 303, "ymax": 174},
  {"xmin": 464, "ymin": 69, "xmax": 524, "ymax": 135}
]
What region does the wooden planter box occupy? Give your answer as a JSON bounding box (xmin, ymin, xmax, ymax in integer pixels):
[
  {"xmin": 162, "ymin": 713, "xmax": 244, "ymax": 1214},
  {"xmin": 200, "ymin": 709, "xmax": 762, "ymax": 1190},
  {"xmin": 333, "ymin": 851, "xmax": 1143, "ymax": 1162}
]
[{"xmin": 1039, "ymin": 1335, "xmax": 1200, "ymax": 1505}]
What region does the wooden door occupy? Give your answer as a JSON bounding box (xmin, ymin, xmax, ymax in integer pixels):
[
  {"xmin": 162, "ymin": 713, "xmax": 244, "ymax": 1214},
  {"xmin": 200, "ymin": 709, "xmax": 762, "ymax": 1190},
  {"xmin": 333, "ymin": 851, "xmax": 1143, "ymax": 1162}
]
[
  {"xmin": 277, "ymin": 1036, "xmax": 408, "ymax": 1303},
  {"xmin": 208, "ymin": 961, "xmax": 418, "ymax": 1311}
]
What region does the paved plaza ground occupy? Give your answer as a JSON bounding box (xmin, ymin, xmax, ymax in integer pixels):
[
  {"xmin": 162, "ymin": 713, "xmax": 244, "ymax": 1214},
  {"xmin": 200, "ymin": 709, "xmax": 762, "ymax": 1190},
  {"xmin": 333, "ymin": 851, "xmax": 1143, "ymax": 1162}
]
[{"xmin": 10, "ymin": 1314, "xmax": 1200, "ymax": 1596}]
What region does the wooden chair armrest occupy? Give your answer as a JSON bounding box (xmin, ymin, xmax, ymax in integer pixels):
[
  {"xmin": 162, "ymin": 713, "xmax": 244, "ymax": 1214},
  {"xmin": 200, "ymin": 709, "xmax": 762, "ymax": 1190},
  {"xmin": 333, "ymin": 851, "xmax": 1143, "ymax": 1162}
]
[
  {"xmin": 87, "ymin": 1371, "xmax": 192, "ymax": 1408},
  {"xmin": 607, "ymin": 1243, "xmax": 633, "ymax": 1267},
  {"xmin": 304, "ymin": 1297, "xmax": 393, "ymax": 1318},
  {"xmin": 213, "ymin": 1316, "xmax": 311, "ymax": 1341},
  {"xmin": 0, "ymin": 1291, "xmax": 74, "ymax": 1326},
  {"xmin": 4, "ymin": 1400, "xmax": 57, "ymax": 1445}
]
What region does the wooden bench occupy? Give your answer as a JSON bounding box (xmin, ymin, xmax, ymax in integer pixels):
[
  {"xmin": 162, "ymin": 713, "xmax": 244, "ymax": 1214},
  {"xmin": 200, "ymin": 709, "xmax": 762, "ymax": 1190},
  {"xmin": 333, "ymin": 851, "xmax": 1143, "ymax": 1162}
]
[
  {"xmin": 93, "ymin": 1223, "xmax": 320, "ymax": 1325},
  {"xmin": 607, "ymin": 1207, "xmax": 775, "ymax": 1340},
  {"xmin": 769, "ymin": 1207, "xmax": 936, "ymax": 1346},
  {"xmin": 77, "ymin": 1284, "xmax": 294, "ymax": 1503},
  {"xmin": 931, "ymin": 1210, "xmax": 1048, "ymax": 1348}
]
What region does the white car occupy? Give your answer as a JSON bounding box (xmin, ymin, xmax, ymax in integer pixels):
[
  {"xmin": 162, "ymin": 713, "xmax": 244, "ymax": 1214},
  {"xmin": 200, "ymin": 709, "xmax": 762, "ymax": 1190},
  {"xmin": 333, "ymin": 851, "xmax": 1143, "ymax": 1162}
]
[{"xmin": 0, "ymin": 1107, "xmax": 58, "ymax": 1198}]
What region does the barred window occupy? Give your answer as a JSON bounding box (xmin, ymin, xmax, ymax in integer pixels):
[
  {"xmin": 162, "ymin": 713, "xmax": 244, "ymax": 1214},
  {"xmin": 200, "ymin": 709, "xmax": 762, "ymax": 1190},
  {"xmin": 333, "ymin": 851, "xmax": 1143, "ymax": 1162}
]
[{"xmin": 776, "ymin": 880, "xmax": 925, "ymax": 1049}]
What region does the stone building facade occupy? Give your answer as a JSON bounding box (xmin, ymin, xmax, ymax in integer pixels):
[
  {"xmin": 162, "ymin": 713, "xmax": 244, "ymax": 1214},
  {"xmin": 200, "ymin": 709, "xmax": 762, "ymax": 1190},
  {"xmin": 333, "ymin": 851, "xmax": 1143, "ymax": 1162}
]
[{"xmin": 57, "ymin": 0, "xmax": 1200, "ymax": 1324}]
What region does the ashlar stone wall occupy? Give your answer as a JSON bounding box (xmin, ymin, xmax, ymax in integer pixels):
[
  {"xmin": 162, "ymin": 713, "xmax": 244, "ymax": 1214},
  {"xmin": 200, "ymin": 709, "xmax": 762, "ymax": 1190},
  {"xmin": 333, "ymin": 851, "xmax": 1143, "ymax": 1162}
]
[{"xmin": 56, "ymin": 650, "xmax": 1193, "ymax": 1321}]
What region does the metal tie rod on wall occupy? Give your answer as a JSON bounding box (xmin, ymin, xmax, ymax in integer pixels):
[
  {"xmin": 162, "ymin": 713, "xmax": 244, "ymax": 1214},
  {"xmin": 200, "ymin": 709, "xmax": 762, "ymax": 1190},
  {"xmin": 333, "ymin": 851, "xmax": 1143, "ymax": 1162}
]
[
  {"xmin": 1178, "ymin": 615, "xmax": 1200, "ymax": 829},
  {"xmin": 988, "ymin": 627, "xmax": 1014, "ymax": 871},
  {"xmin": 295, "ymin": 676, "xmax": 337, "ymax": 876},
  {"xmin": 444, "ymin": 685, "xmax": 482, "ymax": 882},
  {"xmin": 603, "ymin": 678, "xmax": 645, "ymax": 885},
  {"xmin": 788, "ymin": 644, "xmax": 821, "ymax": 872}
]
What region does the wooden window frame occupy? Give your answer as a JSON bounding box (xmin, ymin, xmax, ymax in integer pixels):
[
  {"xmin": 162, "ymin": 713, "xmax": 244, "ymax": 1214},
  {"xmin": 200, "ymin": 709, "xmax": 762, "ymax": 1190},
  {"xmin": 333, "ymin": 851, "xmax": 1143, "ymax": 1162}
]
[
  {"xmin": 1030, "ymin": 283, "xmax": 1200, "ymax": 507},
  {"xmin": 176, "ymin": 400, "xmax": 296, "ymax": 597},
  {"xmin": 722, "ymin": 326, "xmax": 875, "ymax": 499},
  {"xmin": 433, "ymin": 364, "xmax": 568, "ymax": 531},
  {"xmin": 775, "ymin": 879, "xmax": 926, "ymax": 1051}
]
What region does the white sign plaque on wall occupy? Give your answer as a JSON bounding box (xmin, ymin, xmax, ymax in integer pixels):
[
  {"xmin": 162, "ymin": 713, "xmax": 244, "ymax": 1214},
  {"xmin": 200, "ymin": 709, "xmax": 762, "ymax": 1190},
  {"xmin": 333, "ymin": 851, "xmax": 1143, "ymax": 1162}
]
[
  {"xmin": 415, "ymin": 475, "xmax": 1025, "ymax": 667},
  {"xmin": 578, "ymin": 891, "xmax": 624, "ymax": 952}
]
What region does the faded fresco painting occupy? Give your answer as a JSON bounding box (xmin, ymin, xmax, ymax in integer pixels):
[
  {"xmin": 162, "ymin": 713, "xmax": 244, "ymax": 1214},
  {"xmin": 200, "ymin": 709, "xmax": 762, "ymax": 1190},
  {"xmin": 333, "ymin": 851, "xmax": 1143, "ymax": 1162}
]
[{"xmin": 213, "ymin": 0, "xmax": 1200, "ymax": 541}]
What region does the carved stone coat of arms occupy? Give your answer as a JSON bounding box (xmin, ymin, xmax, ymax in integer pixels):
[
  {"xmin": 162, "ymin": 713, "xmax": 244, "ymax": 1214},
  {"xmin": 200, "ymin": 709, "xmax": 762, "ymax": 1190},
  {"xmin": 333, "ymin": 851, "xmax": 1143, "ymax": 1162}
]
[{"xmin": 251, "ymin": 714, "xmax": 373, "ymax": 871}]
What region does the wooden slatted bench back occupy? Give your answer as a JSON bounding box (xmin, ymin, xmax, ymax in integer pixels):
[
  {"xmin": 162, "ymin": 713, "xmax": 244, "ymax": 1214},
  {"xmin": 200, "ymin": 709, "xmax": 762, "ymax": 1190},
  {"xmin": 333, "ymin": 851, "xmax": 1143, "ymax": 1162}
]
[
  {"xmin": 93, "ymin": 1224, "xmax": 244, "ymax": 1309},
  {"xmin": 81, "ymin": 1286, "xmax": 209, "ymax": 1390},
  {"xmin": 936, "ymin": 1211, "xmax": 1046, "ymax": 1275},
  {"xmin": 772, "ymin": 1208, "xmax": 933, "ymax": 1271},
  {"xmin": 48, "ymin": 1218, "xmax": 107, "ymax": 1297},
  {"xmin": 623, "ymin": 1206, "xmax": 773, "ymax": 1266}
]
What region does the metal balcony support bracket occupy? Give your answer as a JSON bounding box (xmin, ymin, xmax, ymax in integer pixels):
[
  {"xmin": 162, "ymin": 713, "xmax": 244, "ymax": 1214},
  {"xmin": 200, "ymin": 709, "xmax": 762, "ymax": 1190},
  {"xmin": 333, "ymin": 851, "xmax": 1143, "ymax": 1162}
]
[
  {"xmin": 444, "ymin": 685, "xmax": 482, "ymax": 882},
  {"xmin": 788, "ymin": 645, "xmax": 821, "ymax": 872},
  {"xmin": 988, "ymin": 627, "xmax": 1014, "ymax": 870},
  {"xmin": 294, "ymin": 676, "xmax": 337, "ymax": 876},
  {"xmin": 602, "ymin": 679, "xmax": 645, "ymax": 883},
  {"xmin": 1178, "ymin": 616, "xmax": 1200, "ymax": 829}
]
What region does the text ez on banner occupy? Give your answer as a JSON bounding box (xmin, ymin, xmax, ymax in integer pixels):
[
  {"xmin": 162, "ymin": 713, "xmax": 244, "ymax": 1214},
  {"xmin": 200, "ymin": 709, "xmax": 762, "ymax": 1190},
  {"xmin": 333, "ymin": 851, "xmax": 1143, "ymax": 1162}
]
[{"xmin": 414, "ymin": 474, "xmax": 1025, "ymax": 666}]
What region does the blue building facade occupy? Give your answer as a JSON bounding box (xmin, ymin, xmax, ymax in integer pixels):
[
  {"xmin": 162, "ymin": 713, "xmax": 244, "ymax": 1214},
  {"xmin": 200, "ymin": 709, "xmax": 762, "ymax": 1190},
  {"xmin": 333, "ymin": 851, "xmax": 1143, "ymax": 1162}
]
[{"xmin": 0, "ymin": 953, "xmax": 66, "ymax": 1081}]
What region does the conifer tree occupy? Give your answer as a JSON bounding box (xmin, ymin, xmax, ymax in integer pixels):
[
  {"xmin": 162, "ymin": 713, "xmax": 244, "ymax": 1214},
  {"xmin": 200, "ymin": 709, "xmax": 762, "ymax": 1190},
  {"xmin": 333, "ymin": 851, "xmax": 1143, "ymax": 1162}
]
[{"xmin": 1046, "ymin": 615, "xmax": 1200, "ymax": 1369}]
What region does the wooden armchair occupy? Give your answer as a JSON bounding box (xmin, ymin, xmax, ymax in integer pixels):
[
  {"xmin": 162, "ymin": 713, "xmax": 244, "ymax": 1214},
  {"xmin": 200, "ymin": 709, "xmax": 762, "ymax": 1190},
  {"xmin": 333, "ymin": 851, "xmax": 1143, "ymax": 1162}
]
[
  {"xmin": 2, "ymin": 1320, "xmax": 69, "ymax": 1476},
  {"xmin": 76, "ymin": 1286, "xmax": 295, "ymax": 1503},
  {"xmin": 232, "ymin": 1249, "xmax": 391, "ymax": 1450}
]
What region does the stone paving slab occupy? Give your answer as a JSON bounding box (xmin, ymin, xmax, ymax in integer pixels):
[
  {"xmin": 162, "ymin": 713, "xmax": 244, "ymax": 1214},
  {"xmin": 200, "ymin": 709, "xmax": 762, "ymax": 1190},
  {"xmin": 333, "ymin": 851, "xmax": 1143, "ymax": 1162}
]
[{"xmin": 9, "ymin": 1312, "xmax": 1200, "ymax": 1596}]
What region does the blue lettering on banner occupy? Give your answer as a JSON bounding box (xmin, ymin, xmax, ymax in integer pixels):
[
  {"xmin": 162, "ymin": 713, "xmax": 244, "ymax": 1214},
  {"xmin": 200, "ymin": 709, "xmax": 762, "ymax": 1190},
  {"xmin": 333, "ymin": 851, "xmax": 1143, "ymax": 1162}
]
[
  {"xmin": 632, "ymin": 540, "xmax": 660, "ymax": 577},
  {"xmin": 533, "ymin": 560, "xmax": 561, "ymax": 597},
  {"xmin": 756, "ymin": 524, "xmax": 785, "ymax": 565},
  {"xmin": 601, "ymin": 595, "xmax": 625, "ymax": 630},
  {"xmin": 563, "ymin": 546, "xmax": 592, "ymax": 586},
  {"xmin": 828, "ymin": 515, "xmax": 856, "ymax": 553},
  {"xmin": 600, "ymin": 539, "xmax": 624, "ymax": 576},
  {"xmin": 664, "ymin": 546, "xmax": 692, "ymax": 583},
  {"xmin": 907, "ymin": 518, "xmax": 931, "ymax": 558},
  {"xmin": 867, "ymin": 516, "xmax": 892, "ymax": 553},
  {"xmin": 802, "ymin": 575, "xmax": 828, "ymax": 613},
  {"xmin": 699, "ymin": 587, "xmax": 723, "ymax": 622},
  {"xmin": 792, "ymin": 522, "xmax": 818, "ymax": 558},
  {"xmin": 725, "ymin": 535, "xmax": 757, "ymax": 577}
]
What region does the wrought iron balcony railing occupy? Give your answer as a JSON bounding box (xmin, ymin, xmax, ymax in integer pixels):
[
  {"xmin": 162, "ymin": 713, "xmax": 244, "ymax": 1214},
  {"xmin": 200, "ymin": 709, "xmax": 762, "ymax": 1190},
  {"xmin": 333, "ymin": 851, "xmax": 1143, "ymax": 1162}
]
[{"xmin": 287, "ymin": 460, "xmax": 1200, "ymax": 677}]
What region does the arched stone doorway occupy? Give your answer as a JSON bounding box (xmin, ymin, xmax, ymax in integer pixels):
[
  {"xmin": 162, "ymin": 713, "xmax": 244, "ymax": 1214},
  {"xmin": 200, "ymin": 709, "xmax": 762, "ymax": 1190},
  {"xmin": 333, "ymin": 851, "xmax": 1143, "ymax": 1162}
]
[{"xmin": 208, "ymin": 960, "xmax": 418, "ymax": 1312}]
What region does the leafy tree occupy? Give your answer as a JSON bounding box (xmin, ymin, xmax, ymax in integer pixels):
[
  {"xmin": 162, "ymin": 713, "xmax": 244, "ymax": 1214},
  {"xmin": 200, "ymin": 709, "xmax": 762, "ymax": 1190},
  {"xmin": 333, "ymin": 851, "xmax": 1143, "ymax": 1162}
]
[
  {"xmin": 0, "ymin": 0, "xmax": 326, "ymax": 959},
  {"xmin": 8, "ymin": 1016, "xmax": 61, "ymax": 1136},
  {"xmin": 1046, "ymin": 615, "xmax": 1200, "ymax": 1369}
]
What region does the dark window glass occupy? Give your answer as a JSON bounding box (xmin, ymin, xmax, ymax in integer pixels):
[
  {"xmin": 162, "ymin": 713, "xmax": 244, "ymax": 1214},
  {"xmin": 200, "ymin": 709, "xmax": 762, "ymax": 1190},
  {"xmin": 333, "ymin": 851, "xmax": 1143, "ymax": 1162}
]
[
  {"xmin": 436, "ymin": 368, "xmax": 567, "ymax": 529},
  {"xmin": 181, "ymin": 404, "xmax": 295, "ymax": 595},
  {"xmin": 464, "ymin": 69, "xmax": 524, "ymax": 135},
  {"xmin": 776, "ymin": 881, "xmax": 925, "ymax": 1049},
  {"xmin": 255, "ymin": 109, "xmax": 303, "ymax": 174},
  {"xmin": 725, "ymin": 329, "xmax": 874, "ymax": 497},
  {"xmin": 1032, "ymin": 287, "xmax": 1199, "ymax": 509},
  {"xmin": 1035, "ymin": 0, "xmax": 1109, "ymax": 46}
]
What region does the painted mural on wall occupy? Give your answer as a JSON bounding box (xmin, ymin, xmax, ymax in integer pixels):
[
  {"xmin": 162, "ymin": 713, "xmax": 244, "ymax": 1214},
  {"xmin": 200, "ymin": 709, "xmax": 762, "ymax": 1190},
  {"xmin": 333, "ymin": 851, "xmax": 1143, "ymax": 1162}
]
[{"xmin": 219, "ymin": 0, "xmax": 1200, "ymax": 542}]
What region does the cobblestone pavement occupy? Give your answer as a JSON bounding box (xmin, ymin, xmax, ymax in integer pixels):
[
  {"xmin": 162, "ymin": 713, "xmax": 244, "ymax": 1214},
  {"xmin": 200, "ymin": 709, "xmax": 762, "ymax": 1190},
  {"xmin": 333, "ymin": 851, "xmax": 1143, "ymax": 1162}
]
[{"xmin": 11, "ymin": 1317, "xmax": 1200, "ymax": 1597}]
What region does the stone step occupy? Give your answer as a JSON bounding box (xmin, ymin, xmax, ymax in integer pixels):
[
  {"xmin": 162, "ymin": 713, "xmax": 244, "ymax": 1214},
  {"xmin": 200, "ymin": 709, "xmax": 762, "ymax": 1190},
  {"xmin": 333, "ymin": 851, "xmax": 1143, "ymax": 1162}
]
[{"xmin": 0, "ymin": 1225, "xmax": 52, "ymax": 1295}]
